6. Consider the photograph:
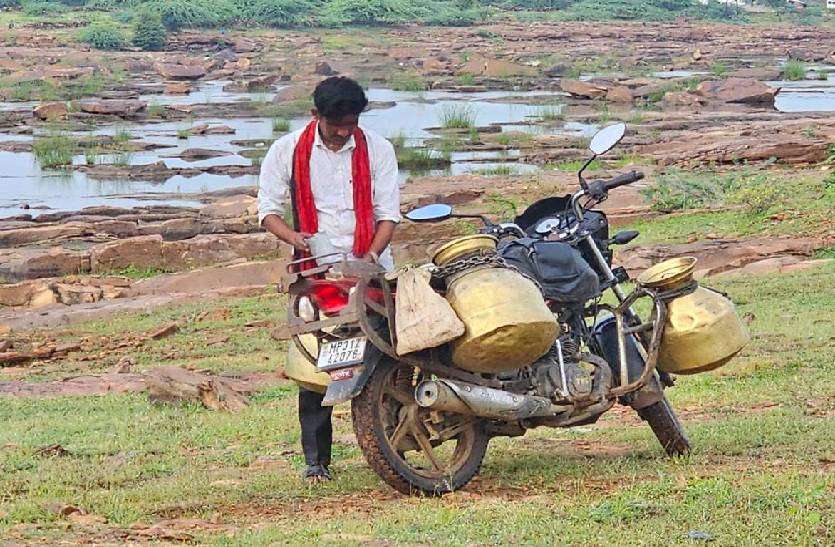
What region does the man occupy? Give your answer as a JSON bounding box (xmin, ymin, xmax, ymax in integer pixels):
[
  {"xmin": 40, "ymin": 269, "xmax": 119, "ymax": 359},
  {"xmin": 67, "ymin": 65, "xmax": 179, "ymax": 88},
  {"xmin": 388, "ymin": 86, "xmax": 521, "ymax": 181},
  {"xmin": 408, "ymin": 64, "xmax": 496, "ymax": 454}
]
[{"xmin": 258, "ymin": 76, "xmax": 401, "ymax": 483}]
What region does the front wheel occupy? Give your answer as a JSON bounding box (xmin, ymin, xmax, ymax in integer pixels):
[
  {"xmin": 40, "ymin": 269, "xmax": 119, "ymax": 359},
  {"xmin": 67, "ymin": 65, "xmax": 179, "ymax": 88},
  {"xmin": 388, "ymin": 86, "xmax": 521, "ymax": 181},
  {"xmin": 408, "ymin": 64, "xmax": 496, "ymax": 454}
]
[
  {"xmin": 637, "ymin": 396, "xmax": 691, "ymax": 457},
  {"xmin": 352, "ymin": 361, "xmax": 490, "ymax": 495}
]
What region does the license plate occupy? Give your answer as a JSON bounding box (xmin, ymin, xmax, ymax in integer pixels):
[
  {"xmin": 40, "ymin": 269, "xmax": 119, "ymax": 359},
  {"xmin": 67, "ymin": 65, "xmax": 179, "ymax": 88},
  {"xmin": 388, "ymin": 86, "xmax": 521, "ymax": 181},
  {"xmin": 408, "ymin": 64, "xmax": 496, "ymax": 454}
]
[{"xmin": 317, "ymin": 336, "xmax": 367, "ymax": 370}]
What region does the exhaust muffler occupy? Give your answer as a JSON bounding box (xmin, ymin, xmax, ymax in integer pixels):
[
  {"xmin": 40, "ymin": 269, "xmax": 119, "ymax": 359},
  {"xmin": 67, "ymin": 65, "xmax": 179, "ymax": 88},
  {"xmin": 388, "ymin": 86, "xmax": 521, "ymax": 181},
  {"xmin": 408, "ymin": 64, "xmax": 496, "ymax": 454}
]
[{"xmin": 415, "ymin": 378, "xmax": 564, "ymax": 421}]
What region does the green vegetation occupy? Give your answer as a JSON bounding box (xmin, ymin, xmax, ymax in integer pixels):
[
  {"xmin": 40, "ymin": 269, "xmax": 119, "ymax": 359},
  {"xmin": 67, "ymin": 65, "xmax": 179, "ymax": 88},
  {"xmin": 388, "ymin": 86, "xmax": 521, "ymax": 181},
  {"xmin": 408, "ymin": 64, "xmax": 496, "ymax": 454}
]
[
  {"xmin": 632, "ymin": 169, "xmax": 834, "ymax": 243},
  {"xmin": 391, "ymin": 133, "xmax": 451, "ymax": 170},
  {"xmin": 111, "ymin": 265, "xmax": 172, "ymax": 279},
  {"xmin": 439, "ymin": 104, "xmax": 477, "ymax": 129},
  {"xmin": 77, "ymin": 20, "xmax": 127, "ymax": 51},
  {"xmin": 476, "ymin": 164, "xmax": 518, "ymax": 176},
  {"xmin": 388, "ymin": 71, "xmax": 427, "ymax": 92},
  {"xmin": 176, "ymin": 128, "xmax": 190, "ymax": 140},
  {"xmin": 538, "ymin": 102, "xmax": 564, "ymax": 121},
  {"xmin": 271, "ymin": 117, "xmax": 290, "ymax": 133},
  {"xmin": 21, "ymin": 1, "xmax": 67, "ymax": 17},
  {"xmin": 549, "ymin": 158, "xmax": 601, "ymax": 172},
  {"xmin": 640, "ymin": 168, "xmax": 789, "ymax": 213},
  {"xmin": 32, "ymin": 132, "xmax": 74, "ymax": 168},
  {"xmin": 710, "ymin": 61, "xmax": 728, "ymax": 77},
  {"xmin": 782, "ymin": 59, "xmax": 807, "ymax": 81},
  {"xmin": 2, "ymin": 0, "xmax": 825, "ymax": 29},
  {"xmin": 457, "ymin": 73, "xmax": 477, "ymax": 86},
  {"xmin": 0, "ymin": 72, "xmax": 110, "ymax": 102},
  {"xmin": 132, "ymin": 9, "xmax": 167, "ymax": 51},
  {"xmin": 113, "ymin": 128, "xmax": 132, "ymax": 144}
]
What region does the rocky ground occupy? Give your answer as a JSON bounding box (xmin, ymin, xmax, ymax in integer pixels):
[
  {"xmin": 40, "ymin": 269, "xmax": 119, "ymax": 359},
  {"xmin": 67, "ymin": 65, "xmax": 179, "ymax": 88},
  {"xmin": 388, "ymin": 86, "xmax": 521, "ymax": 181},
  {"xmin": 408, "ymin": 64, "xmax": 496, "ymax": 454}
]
[{"xmin": 0, "ymin": 17, "xmax": 834, "ymax": 543}]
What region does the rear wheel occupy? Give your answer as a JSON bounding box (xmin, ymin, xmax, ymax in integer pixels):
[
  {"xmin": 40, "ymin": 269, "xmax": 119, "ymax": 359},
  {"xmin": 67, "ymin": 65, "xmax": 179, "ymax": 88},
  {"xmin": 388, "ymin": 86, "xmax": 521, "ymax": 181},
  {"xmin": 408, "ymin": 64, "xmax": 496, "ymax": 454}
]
[
  {"xmin": 352, "ymin": 361, "xmax": 490, "ymax": 495},
  {"xmin": 637, "ymin": 396, "xmax": 691, "ymax": 456}
]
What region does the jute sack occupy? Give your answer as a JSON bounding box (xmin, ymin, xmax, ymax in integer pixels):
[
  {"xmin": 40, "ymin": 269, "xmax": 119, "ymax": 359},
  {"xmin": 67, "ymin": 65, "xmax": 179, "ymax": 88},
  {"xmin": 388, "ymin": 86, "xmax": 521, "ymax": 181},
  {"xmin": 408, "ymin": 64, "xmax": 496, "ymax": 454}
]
[{"xmin": 395, "ymin": 267, "xmax": 465, "ymax": 355}]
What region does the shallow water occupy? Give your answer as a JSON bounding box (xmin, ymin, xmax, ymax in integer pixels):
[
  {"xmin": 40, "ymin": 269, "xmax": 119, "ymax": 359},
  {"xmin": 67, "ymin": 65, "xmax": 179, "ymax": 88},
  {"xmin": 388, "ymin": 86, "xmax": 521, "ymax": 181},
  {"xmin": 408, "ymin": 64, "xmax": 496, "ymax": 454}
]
[
  {"xmin": 2, "ymin": 86, "xmax": 575, "ymax": 218},
  {"xmin": 770, "ymin": 73, "xmax": 835, "ymax": 113}
]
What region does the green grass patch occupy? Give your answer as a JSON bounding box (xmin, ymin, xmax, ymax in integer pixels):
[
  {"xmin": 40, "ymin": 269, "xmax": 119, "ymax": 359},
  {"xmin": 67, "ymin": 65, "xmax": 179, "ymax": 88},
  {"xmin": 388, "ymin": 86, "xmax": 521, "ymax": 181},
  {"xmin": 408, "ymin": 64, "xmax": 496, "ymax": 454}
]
[
  {"xmin": 388, "ymin": 71, "xmax": 427, "ymax": 92},
  {"xmin": 439, "ymin": 104, "xmax": 477, "ymax": 129},
  {"xmin": 782, "ymin": 59, "xmax": 807, "ymax": 81},
  {"xmin": 32, "ymin": 133, "xmax": 74, "ymax": 168},
  {"xmin": 271, "ymin": 117, "xmax": 290, "ymax": 133},
  {"xmin": 1, "ymin": 263, "xmax": 833, "ymax": 543},
  {"xmin": 628, "ymin": 169, "xmax": 833, "ymax": 243}
]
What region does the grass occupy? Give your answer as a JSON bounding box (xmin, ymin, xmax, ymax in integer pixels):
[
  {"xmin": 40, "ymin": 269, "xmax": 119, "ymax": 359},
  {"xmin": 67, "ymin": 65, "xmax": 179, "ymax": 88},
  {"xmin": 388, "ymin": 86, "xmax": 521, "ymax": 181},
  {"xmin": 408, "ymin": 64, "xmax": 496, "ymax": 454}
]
[
  {"xmin": 629, "ymin": 169, "xmax": 834, "ymax": 244},
  {"xmin": 439, "ymin": 104, "xmax": 477, "ymax": 129},
  {"xmin": 113, "ymin": 128, "xmax": 132, "ymax": 144},
  {"xmin": 388, "ymin": 71, "xmax": 427, "ymax": 92},
  {"xmin": 640, "ymin": 167, "xmax": 800, "ymax": 214},
  {"xmin": 176, "ymin": 128, "xmax": 190, "ymax": 140},
  {"xmin": 538, "ymin": 102, "xmax": 564, "ymax": 121},
  {"xmin": 710, "ymin": 61, "xmax": 729, "ymax": 77},
  {"xmin": 782, "ymin": 59, "xmax": 807, "ymax": 81},
  {"xmin": 476, "ymin": 165, "xmax": 518, "ymax": 176},
  {"xmin": 457, "ymin": 73, "xmax": 476, "ymax": 86},
  {"xmin": 32, "ymin": 133, "xmax": 74, "ymax": 168},
  {"xmin": 1, "ymin": 263, "xmax": 833, "ymax": 543},
  {"xmin": 390, "ymin": 133, "xmax": 451, "ymax": 170},
  {"xmin": 548, "ymin": 158, "xmax": 601, "ymax": 172},
  {"xmin": 146, "ymin": 100, "xmax": 164, "ymax": 118},
  {"xmin": 271, "ymin": 117, "xmax": 290, "ymax": 133},
  {"xmin": 110, "ymin": 265, "xmax": 172, "ymax": 279}
]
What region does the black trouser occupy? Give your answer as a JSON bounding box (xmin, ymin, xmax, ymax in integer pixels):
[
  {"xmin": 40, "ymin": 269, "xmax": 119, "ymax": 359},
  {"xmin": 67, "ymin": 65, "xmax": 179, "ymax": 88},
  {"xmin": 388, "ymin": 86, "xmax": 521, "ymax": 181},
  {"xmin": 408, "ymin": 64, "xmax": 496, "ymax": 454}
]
[{"xmin": 298, "ymin": 387, "xmax": 333, "ymax": 467}]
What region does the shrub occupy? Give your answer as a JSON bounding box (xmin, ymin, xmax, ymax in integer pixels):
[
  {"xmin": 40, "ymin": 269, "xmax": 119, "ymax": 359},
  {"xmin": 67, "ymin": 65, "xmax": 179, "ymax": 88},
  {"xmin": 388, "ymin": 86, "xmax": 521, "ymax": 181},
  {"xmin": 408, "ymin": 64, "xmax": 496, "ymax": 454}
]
[
  {"xmin": 132, "ymin": 10, "xmax": 167, "ymax": 51},
  {"xmin": 78, "ymin": 20, "xmax": 127, "ymax": 50},
  {"xmin": 143, "ymin": 0, "xmax": 239, "ymax": 30},
  {"xmin": 21, "ymin": 1, "xmax": 67, "ymax": 16},
  {"xmin": 237, "ymin": 0, "xmax": 319, "ymax": 27},
  {"xmin": 321, "ymin": 0, "xmax": 426, "ymax": 26}
]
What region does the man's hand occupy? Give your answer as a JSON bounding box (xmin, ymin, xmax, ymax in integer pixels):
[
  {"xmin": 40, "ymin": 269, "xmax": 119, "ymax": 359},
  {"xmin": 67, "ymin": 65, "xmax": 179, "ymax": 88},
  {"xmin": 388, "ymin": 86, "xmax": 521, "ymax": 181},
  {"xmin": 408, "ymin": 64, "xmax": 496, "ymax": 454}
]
[
  {"xmin": 262, "ymin": 214, "xmax": 311, "ymax": 252},
  {"xmin": 288, "ymin": 231, "xmax": 312, "ymax": 252}
]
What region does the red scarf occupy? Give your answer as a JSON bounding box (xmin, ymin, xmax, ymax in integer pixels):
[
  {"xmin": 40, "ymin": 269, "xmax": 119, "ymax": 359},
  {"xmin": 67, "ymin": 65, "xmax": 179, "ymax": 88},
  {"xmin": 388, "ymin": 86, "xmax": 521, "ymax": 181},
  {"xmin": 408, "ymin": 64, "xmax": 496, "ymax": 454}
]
[{"xmin": 292, "ymin": 119, "xmax": 374, "ymax": 269}]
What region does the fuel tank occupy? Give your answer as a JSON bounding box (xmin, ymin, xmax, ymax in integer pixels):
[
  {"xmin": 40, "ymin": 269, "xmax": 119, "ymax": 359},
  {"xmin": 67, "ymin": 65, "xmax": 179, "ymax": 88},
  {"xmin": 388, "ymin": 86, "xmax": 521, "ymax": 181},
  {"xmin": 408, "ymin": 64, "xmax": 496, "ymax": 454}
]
[
  {"xmin": 638, "ymin": 257, "xmax": 749, "ymax": 375},
  {"xmin": 433, "ymin": 235, "xmax": 558, "ymax": 373}
]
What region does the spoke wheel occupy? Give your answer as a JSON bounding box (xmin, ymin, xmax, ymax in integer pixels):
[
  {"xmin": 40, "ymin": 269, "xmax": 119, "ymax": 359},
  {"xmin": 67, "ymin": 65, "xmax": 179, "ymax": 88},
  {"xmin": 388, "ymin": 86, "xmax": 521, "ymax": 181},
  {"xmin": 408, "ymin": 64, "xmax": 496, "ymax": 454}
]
[{"xmin": 352, "ymin": 361, "xmax": 490, "ymax": 495}]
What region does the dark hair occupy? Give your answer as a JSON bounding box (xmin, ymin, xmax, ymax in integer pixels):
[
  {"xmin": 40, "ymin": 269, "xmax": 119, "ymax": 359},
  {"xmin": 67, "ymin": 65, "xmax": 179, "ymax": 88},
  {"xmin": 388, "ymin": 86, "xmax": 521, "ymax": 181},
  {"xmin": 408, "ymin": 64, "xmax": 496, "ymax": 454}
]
[{"xmin": 313, "ymin": 76, "xmax": 368, "ymax": 119}]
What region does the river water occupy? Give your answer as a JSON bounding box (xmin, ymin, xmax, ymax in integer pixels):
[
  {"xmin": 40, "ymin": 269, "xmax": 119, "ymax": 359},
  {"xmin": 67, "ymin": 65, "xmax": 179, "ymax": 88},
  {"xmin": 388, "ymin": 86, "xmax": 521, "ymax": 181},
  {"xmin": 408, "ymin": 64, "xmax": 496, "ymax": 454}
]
[{"xmin": 1, "ymin": 77, "xmax": 833, "ymax": 219}]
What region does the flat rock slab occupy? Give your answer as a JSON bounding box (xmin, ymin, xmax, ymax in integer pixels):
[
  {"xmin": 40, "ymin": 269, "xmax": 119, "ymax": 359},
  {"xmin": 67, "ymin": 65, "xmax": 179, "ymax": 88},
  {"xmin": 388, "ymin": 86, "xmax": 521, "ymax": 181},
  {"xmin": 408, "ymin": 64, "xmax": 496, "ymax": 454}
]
[
  {"xmin": 617, "ymin": 236, "xmax": 831, "ymax": 277},
  {"xmin": 0, "ymin": 371, "xmax": 283, "ymax": 398}
]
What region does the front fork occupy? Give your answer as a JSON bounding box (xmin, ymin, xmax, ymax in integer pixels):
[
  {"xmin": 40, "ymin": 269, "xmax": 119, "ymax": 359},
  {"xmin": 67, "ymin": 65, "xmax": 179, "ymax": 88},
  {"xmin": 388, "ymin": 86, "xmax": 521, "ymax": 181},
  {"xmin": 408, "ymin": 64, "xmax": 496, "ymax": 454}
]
[{"xmin": 581, "ymin": 234, "xmax": 668, "ymax": 405}]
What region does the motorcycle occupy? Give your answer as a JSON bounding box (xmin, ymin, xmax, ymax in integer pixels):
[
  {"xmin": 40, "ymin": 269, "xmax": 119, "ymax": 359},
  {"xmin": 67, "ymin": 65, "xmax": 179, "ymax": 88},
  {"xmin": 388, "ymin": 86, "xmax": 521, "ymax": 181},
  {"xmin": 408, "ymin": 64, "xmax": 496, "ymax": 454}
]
[{"xmin": 278, "ymin": 122, "xmax": 748, "ymax": 495}]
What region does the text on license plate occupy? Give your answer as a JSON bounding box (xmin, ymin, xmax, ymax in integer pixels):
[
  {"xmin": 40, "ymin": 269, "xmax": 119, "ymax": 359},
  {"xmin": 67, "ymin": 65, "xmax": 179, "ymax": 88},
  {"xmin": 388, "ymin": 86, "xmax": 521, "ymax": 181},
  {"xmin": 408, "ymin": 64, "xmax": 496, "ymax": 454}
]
[{"xmin": 317, "ymin": 337, "xmax": 367, "ymax": 370}]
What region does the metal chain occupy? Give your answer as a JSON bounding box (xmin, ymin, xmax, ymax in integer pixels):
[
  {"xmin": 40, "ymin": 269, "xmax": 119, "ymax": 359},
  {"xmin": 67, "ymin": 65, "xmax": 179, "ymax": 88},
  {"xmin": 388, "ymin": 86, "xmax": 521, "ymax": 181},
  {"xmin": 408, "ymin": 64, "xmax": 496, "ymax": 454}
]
[
  {"xmin": 432, "ymin": 251, "xmax": 506, "ymax": 280},
  {"xmin": 432, "ymin": 250, "xmax": 545, "ymax": 295}
]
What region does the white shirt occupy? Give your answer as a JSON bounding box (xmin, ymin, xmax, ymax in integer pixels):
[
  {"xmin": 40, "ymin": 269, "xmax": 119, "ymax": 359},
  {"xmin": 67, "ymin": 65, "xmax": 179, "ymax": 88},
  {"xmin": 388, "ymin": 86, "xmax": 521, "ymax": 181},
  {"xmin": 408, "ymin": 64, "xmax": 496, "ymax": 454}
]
[{"xmin": 258, "ymin": 123, "xmax": 401, "ymax": 270}]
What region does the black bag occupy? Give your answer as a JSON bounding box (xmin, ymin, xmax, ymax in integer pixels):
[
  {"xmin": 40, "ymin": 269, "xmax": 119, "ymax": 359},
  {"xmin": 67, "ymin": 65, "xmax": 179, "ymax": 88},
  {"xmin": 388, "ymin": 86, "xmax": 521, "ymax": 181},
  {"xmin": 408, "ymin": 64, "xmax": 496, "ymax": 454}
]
[{"xmin": 499, "ymin": 238, "xmax": 600, "ymax": 304}]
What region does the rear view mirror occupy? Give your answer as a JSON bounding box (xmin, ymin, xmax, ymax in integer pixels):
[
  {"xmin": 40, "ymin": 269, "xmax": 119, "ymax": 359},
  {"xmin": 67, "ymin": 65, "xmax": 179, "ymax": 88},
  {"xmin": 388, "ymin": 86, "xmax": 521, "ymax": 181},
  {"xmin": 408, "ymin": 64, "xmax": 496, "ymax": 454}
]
[
  {"xmin": 405, "ymin": 203, "xmax": 453, "ymax": 222},
  {"xmin": 589, "ymin": 123, "xmax": 626, "ymax": 156}
]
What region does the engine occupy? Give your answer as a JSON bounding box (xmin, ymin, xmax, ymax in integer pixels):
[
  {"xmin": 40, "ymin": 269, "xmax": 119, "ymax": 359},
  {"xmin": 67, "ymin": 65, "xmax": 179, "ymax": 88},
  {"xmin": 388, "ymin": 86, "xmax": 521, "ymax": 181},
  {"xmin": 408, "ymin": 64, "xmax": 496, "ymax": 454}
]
[{"xmin": 528, "ymin": 336, "xmax": 612, "ymax": 404}]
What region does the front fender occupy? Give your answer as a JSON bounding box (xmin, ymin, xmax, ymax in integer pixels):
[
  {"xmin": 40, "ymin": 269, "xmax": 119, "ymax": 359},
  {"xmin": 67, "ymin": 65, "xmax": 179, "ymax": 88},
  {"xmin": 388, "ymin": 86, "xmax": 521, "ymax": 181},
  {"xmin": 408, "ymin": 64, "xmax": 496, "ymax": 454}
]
[{"xmin": 321, "ymin": 343, "xmax": 385, "ymax": 407}]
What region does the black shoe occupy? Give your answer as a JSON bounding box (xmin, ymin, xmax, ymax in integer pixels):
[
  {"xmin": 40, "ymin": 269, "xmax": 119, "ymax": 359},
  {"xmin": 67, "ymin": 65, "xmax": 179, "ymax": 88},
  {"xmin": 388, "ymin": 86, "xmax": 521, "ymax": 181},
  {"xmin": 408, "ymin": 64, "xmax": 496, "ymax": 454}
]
[{"xmin": 303, "ymin": 464, "xmax": 332, "ymax": 482}]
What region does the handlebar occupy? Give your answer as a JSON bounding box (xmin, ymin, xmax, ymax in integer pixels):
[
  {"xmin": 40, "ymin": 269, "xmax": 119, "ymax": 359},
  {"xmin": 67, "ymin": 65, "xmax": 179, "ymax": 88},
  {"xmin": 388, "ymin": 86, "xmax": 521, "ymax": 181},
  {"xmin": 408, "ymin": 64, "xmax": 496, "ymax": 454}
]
[
  {"xmin": 603, "ymin": 170, "xmax": 644, "ymax": 191},
  {"xmin": 569, "ymin": 170, "xmax": 644, "ymax": 233},
  {"xmin": 587, "ymin": 170, "xmax": 645, "ymax": 199}
]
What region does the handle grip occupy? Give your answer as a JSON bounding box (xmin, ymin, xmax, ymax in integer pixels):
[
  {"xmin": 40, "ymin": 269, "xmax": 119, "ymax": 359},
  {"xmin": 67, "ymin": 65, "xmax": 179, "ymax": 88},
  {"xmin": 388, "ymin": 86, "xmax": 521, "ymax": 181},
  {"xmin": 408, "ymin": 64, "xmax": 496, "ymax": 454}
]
[{"xmin": 602, "ymin": 170, "xmax": 644, "ymax": 191}]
